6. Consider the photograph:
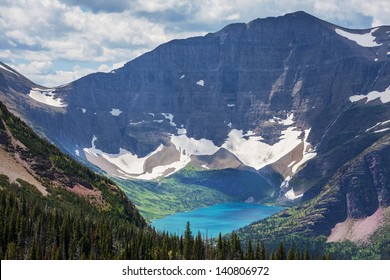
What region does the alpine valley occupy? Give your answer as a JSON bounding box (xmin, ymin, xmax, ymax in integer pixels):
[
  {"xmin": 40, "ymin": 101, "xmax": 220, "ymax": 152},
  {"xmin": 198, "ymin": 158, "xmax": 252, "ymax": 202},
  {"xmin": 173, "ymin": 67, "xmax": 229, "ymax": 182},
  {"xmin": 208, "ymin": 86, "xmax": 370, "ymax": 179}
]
[{"xmin": 1, "ymin": 11, "xmax": 390, "ymax": 259}]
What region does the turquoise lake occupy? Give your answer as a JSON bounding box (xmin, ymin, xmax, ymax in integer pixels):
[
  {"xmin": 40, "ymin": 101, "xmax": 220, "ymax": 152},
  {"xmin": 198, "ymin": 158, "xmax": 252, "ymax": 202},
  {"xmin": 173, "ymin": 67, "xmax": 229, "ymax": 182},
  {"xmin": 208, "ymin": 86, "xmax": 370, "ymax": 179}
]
[{"xmin": 151, "ymin": 203, "xmax": 284, "ymax": 237}]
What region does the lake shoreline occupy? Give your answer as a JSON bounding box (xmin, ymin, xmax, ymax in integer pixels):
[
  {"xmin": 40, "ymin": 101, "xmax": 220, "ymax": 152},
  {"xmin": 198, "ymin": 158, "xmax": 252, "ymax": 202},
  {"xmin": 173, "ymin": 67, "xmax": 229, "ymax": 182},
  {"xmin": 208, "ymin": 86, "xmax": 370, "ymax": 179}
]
[{"xmin": 151, "ymin": 202, "xmax": 285, "ymax": 237}]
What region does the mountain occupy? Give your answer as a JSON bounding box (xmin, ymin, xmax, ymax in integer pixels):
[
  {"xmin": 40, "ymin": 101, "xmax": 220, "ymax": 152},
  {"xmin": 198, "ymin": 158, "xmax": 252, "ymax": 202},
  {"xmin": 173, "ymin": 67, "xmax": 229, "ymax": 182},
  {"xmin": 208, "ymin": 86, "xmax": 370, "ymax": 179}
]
[{"xmin": 1, "ymin": 11, "xmax": 390, "ymax": 243}]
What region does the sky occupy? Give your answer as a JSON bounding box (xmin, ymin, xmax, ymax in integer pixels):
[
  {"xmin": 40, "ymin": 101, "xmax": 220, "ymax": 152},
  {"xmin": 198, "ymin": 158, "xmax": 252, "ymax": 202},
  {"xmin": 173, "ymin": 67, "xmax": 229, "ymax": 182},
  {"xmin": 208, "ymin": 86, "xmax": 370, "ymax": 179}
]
[{"xmin": 0, "ymin": 0, "xmax": 389, "ymax": 87}]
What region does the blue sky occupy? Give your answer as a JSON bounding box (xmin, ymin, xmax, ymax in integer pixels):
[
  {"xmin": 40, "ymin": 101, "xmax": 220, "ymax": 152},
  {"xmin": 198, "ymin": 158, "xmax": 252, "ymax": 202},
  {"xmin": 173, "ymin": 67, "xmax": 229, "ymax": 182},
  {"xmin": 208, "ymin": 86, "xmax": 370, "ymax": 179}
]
[{"xmin": 0, "ymin": 0, "xmax": 389, "ymax": 87}]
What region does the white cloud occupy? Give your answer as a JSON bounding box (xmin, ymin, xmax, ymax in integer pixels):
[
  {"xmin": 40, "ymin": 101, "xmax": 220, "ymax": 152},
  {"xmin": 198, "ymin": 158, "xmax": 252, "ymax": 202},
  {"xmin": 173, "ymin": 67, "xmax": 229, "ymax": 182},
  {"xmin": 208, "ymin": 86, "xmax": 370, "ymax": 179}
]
[
  {"xmin": 0, "ymin": 0, "xmax": 388, "ymax": 87},
  {"xmin": 133, "ymin": 0, "xmax": 193, "ymax": 13},
  {"xmin": 15, "ymin": 61, "xmax": 53, "ymax": 76},
  {"xmin": 26, "ymin": 66, "xmax": 98, "ymax": 87}
]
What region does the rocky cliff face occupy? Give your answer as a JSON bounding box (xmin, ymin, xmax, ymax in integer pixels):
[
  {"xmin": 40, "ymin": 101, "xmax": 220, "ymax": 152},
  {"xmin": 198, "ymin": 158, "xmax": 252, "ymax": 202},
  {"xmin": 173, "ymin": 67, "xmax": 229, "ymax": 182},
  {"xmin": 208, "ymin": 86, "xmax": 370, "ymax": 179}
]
[{"xmin": 1, "ymin": 11, "xmax": 390, "ymax": 237}]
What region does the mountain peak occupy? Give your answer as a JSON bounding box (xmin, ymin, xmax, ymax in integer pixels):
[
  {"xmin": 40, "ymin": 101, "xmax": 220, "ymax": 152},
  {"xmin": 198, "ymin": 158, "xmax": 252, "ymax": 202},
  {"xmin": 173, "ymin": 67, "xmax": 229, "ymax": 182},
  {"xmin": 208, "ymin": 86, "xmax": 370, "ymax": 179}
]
[{"xmin": 245, "ymin": 10, "xmax": 332, "ymax": 30}]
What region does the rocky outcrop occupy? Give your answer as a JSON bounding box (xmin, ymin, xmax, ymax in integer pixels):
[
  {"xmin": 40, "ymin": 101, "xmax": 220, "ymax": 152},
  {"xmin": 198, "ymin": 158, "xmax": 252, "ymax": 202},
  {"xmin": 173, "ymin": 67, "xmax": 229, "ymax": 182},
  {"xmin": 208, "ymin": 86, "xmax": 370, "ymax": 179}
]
[{"xmin": 342, "ymin": 148, "xmax": 390, "ymax": 219}]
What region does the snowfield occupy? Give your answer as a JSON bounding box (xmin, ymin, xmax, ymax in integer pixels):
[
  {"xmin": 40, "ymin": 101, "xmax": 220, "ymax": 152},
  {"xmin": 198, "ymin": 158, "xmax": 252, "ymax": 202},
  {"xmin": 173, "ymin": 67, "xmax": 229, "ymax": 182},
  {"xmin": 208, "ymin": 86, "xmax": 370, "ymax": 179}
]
[
  {"xmin": 335, "ymin": 27, "xmax": 382, "ymax": 47},
  {"xmin": 84, "ymin": 136, "xmax": 164, "ymax": 175},
  {"xmin": 28, "ymin": 88, "xmax": 67, "ymax": 108},
  {"xmin": 349, "ymin": 86, "xmax": 390, "ymax": 104}
]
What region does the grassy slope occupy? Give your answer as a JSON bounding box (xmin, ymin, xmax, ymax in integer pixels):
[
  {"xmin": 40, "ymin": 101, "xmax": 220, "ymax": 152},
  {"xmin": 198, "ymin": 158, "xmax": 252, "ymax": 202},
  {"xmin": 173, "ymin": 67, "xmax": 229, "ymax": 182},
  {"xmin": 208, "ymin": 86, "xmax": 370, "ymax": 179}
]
[{"xmin": 115, "ymin": 176, "xmax": 231, "ymax": 221}]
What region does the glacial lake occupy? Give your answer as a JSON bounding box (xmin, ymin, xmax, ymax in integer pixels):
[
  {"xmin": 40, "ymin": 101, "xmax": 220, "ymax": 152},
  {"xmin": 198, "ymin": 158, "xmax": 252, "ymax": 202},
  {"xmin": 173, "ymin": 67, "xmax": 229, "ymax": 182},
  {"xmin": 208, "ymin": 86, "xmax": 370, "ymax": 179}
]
[{"xmin": 151, "ymin": 202, "xmax": 284, "ymax": 237}]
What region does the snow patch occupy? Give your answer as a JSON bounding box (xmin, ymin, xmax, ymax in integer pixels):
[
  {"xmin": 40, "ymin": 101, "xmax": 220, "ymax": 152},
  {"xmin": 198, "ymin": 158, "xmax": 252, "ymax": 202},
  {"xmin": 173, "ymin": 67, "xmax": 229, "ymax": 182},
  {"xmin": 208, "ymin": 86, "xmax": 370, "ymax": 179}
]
[
  {"xmin": 75, "ymin": 149, "xmax": 80, "ymax": 156},
  {"xmin": 148, "ymin": 113, "xmax": 155, "ymax": 117},
  {"xmin": 147, "ymin": 135, "xmax": 219, "ymax": 178},
  {"xmin": 227, "ymin": 122, "xmax": 232, "ymax": 128},
  {"xmin": 335, "ymin": 28, "xmax": 382, "ymax": 47},
  {"xmin": 196, "ymin": 80, "xmax": 205, "ymax": 86},
  {"xmin": 110, "ymin": 108, "xmax": 122, "ymax": 116},
  {"xmin": 129, "ymin": 121, "xmax": 145, "ymax": 125},
  {"xmin": 284, "ymin": 188, "xmax": 303, "ymax": 200},
  {"xmin": 180, "ymin": 75, "xmax": 185, "ymax": 79},
  {"xmin": 227, "ymin": 103, "xmax": 235, "ymax": 107},
  {"xmin": 222, "ymin": 126, "xmax": 301, "ymax": 170},
  {"xmin": 349, "ymin": 86, "xmax": 390, "ymax": 104},
  {"xmin": 292, "ymin": 152, "xmax": 316, "ymax": 173},
  {"xmin": 287, "ymin": 161, "xmax": 296, "ymax": 168},
  {"xmin": 28, "ymin": 88, "xmax": 67, "ymax": 108},
  {"xmin": 280, "ymin": 113, "xmax": 294, "ymax": 125},
  {"xmin": 279, "ymin": 129, "xmax": 317, "ymax": 199},
  {"xmin": 177, "ymin": 128, "xmax": 187, "ymax": 135},
  {"xmin": 135, "ymin": 134, "xmax": 219, "ymax": 180},
  {"xmin": 162, "ymin": 113, "xmax": 176, "ymax": 126},
  {"xmin": 201, "ymin": 164, "xmax": 209, "ymax": 170},
  {"xmin": 374, "ymin": 128, "xmax": 390, "ymax": 133},
  {"xmin": 280, "ymin": 176, "xmax": 291, "ymax": 189},
  {"xmin": 366, "ymin": 122, "xmax": 382, "ymax": 132},
  {"xmin": 171, "ymin": 135, "xmax": 219, "ymax": 156},
  {"xmin": 269, "ymin": 113, "xmax": 294, "ymax": 125},
  {"xmin": 81, "ymin": 108, "xmax": 86, "ymax": 113},
  {"xmin": 84, "ymin": 136, "xmax": 164, "ymax": 175},
  {"xmin": 291, "ymin": 129, "xmax": 317, "ymax": 173}
]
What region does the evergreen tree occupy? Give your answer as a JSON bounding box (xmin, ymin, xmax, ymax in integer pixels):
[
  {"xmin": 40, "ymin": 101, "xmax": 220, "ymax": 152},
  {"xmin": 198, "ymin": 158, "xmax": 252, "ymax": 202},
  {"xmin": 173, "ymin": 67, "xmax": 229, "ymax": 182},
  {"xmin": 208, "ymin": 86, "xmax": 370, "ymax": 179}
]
[
  {"xmin": 230, "ymin": 233, "xmax": 243, "ymax": 260},
  {"xmin": 245, "ymin": 240, "xmax": 254, "ymax": 260},
  {"xmin": 287, "ymin": 245, "xmax": 295, "ymax": 260},
  {"xmin": 216, "ymin": 233, "xmax": 224, "ymax": 260},
  {"xmin": 254, "ymin": 241, "xmax": 260, "ymax": 260},
  {"xmin": 192, "ymin": 231, "xmax": 204, "ymax": 260},
  {"xmin": 276, "ymin": 242, "xmax": 286, "ymax": 260},
  {"xmin": 183, "ymin": 222, "xmax": 193, "ymax": 260},
  {"xmin": 259, "ymin": 241, "xmax": 266, "ymax": 260}
]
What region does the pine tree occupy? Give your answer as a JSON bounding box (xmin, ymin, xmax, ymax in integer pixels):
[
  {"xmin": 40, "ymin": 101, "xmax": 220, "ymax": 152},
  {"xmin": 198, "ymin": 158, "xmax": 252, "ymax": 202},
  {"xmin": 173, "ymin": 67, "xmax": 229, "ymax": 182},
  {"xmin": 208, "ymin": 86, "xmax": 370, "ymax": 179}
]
[
  {"xmin": 287, "ymin": 245, "xmax": 295, "ymax": 260},
  {"xmin": 245, "ymin": 240, "xmax": 254, "ymax": 260},
  {"xmin": 230, "ymin": 233, "xmax": 243, "ymax": 259},
  {"xmin": 254, "ymin": 241, "xmax": 260, "ymax": 260},
  {"xmin": 259, "ymin": 241, "xmax": 266, "ymax": 260},
  {"xmin": 276, "ymin": 242, "xmax": 286, "ymax": 260},
  {"xmin": 216, "ymin": 233, "xmax": 224, "ymax": 260},
  {"xmin": 183, "ymin": 222, "xmax": 193, "ymax": 260},
  {"xmin": 192, "ymin": 231, "xmax": 204, "ymax": 260}
]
